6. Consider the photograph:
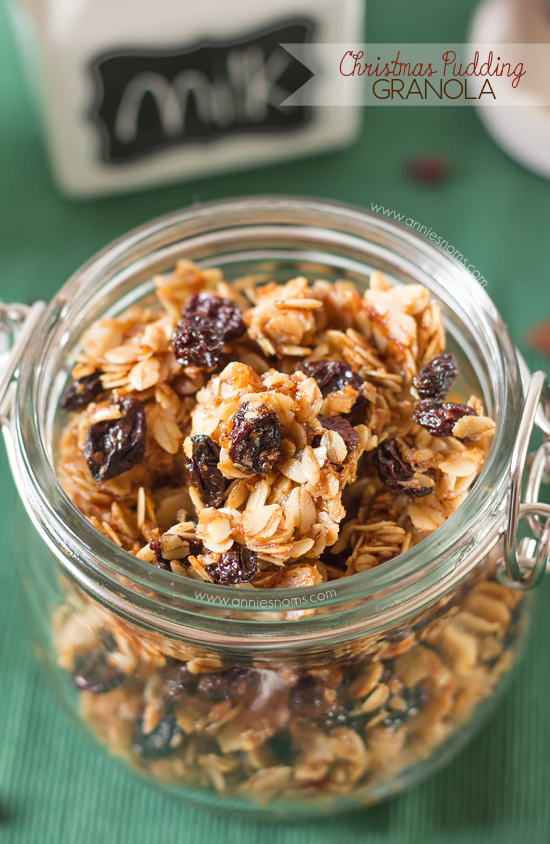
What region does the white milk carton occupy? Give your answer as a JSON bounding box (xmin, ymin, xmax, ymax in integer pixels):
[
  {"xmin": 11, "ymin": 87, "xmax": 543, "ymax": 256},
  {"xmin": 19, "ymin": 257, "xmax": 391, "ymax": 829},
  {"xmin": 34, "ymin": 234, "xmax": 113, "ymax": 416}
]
[{"xmin": 8, "ymin": 0, "xmax": 364, "ymax": 197}]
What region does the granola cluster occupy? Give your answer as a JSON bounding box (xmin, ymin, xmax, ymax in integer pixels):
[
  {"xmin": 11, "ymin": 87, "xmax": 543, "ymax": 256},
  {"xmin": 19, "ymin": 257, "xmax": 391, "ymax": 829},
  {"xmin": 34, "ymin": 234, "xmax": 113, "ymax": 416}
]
[{"xmin": 57, "ymin": 262, "xmax": 496, "ymax": 587}]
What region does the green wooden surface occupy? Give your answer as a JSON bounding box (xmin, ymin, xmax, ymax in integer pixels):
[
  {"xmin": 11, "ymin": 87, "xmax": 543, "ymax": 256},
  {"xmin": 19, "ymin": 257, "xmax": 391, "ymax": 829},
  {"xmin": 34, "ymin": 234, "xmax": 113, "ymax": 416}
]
[{"xmin": 1, "ymin": 0, "xmax": 550, "ymax": 841}]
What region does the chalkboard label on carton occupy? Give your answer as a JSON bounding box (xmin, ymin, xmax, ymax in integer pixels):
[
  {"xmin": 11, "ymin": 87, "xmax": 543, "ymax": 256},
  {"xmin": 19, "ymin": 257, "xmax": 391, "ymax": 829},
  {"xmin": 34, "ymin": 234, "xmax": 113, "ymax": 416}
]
[{"xmin": 91, "ymin": 19, "xmax": 314, "ymax": 164}]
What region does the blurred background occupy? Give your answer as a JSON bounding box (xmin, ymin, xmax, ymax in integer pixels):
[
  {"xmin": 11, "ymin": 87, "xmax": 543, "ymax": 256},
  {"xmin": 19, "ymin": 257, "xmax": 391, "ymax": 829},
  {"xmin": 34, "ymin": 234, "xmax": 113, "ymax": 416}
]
[{"xmin": 1, "ymin": 0, "xmax": 550, "ymax": 843}]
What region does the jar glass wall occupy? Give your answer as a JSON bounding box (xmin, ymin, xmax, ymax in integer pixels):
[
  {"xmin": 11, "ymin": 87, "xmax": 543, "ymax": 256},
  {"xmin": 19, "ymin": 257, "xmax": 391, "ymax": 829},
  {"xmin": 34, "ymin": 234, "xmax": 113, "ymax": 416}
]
[
  {"xmin": 6, "ymin": 197, "xmax": 530, "ymax": 816},
  {"xmin": 15, "ymin": 496, "xmax": 532, "ymax": 816}
]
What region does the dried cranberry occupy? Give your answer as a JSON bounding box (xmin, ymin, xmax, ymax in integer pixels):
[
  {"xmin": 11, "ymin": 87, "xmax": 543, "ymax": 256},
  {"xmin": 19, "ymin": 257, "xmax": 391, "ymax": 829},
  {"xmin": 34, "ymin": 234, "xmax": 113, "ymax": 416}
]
[
  {"xmin": 61, "ymin": 370, "xmax": 103, "ymax": 410},
  {"xmin": 183, "ymin": 293, "xmax": 245, "ymax": 341},
  {"xmin": 413, "ymin": 353, "xmax": 458, "ymax": 401},
  {"xmin": 371, "ymin": 439, "xmax": 433, "ymax": 498},
  {"xmin": 228, "ymin": 403, "xmax": 281, "ymax": 474},
  {"xmin": 314, "ymin": 416, "xmax": 360, "ymax": 454},
  {"xmin": 172, "ymin": 315, "xmax": 225, "ymax": 369},
  {"xmin": 184, "ymin": 435, "xmax": 227, "ymax": 506},
  {"xmin": 413, "ymin": 401, "xmax": 476, "ymax": 438},
  {"xmin": 132, "ymin": 712, "xmax": 182, "ymax": 760},
  {"xmin": 205, "ymin": 546, "xmax": 258, "ymax": 585},
  {"xmin": 298, "ymin": 359, "xmax": 365, "ymax": 400},
  {"xmin": 149, "ymin": 538, "xmax": 171, "ymax": 571},
  {"xmin": 83, "ymin": 396, "xmax": 146, "ymax": 482}
]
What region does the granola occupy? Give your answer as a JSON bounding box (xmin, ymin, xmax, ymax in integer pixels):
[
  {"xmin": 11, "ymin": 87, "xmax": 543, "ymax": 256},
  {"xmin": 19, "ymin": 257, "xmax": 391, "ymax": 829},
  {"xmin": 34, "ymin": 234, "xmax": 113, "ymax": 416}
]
[
  {"xmin": 53, "ymin": 557, "xmax": 526, "ymax": 807},
  {"xmin": 50, "ymin": 262, "xmax": 514, "ymax": 809},
  {"xmin": 57, "ymin": 262, "xmax": 496, "ymax": 584}
]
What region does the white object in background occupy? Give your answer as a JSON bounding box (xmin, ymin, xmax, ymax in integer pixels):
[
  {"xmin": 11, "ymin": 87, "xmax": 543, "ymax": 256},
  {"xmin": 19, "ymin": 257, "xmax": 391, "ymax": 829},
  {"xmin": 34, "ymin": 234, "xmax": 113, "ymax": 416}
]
[
  {"xmin": 8, "ymin": 0, "xmax": 364, "ymax": 198},
  {"xmin": 469, "ymin": 0, "xmax": 550, "ymax": 179}
]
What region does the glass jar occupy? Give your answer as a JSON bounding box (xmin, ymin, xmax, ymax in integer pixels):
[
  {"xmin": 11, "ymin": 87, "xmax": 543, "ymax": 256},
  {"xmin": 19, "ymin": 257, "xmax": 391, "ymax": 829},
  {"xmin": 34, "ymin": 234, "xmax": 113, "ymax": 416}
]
[{"xmin": 1, "ymin": 196, "xmax": 550, "ymax": 817}]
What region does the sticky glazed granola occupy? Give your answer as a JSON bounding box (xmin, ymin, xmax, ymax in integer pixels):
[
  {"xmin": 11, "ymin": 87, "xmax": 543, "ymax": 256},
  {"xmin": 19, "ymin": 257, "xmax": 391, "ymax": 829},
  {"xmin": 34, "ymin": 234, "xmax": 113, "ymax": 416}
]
[{"xmin": 52, "ymin": 261, "xmax": 525, "ymax": 809}]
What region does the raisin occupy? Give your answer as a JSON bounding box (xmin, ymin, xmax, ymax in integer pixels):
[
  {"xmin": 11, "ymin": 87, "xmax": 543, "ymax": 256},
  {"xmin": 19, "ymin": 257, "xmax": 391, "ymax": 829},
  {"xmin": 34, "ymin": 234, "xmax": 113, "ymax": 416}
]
[
  {"xmin": 298, "ymin": 359, "xmax": 365, "ymax": 401},
  {"xmin": 379, "ymin": 683, "xmax": 428, "ymax": 730},
  {"xmin": 183, "ymin": 293, "xmax": 245, "ymax": 341},
  {"xmin": 287, "ymin": 676, "xmax": 318, "ymax": 711},
  {"xmin": 228, "ymin": 403, "xmax": 281, "ymax": 474},
  {"xmin": 188, "ymin": 540, "xmax": 204, "ymax": 558},
  {"xmin": 527, "ymin": 320, "xmax": 550, "ymax": 357},
  {"xmin": 195, "ymin": 667, "xmax": 256, "ymax": 702},
  {"xmin": 320, "ymin": 546, "xmax": 352, "ymax": 570},
  {"xmin": 172, "ymin": 315, "xmax": 225, "ymax": 369},
  {"xmin": 411, "ymin": 614, "xmax": 432, "ymax": 634},
  {"xmin": 380, "ymin": 667, "xmax": 393, "ymax": 685},
  {"xmin": 407, "ymin": 156, "xmax": 450, "ymax": 185},
  {"xmin": 372, "ymin": 440, "xmax": 414, "ymax": 486},
  {"xmin": 172, "ymin": 294, "xmax": 246, "ymax": 370},
  {"xmin": 288, "ymin": 676, "xmax": 348, "ymax": 730},
  {"xmin": 184, "ymin": 435, "xmax": 227, "ymax": 506},
  {"xmin": 387, "ymin": 627, "xmax": 412, "ymax": 643},
  {"xmin": 413, "ymin": 401, "xmax": 476, "ymax": 438},
  {"xmin": 70, "ymin": 634, "xmax": 123, "ymax": 695},
  {"xmin": 83, "ymin": 396, "xmax": 146, "ymax": 482},
  {"xmin": 71, "ymin": 654, "xmax": 123, "ymax": 695},
  {"xmin": 371, "ymin": 439, "xmax": 433, "ymax": 498},
  {"xmin": 132, "ymin": 712, "xmax": 182, "ymax": 760},
  {"xmin": 163, "ymin": 662, "xmax": 197, "ymax": 698},
  {"xmin": 212, "ymin": 351, "xmax": 231, "ymax": 375},
  {"xmin": 61, "ymin": 370, "xmax": 104, "ymax": 410},
  {"xmin": 314, "ymin": 416, "xmax": 360, "ymax": 454},
  {"xmin": 205, "ymin": 546, "xmax": 258, "ymax": 585},
  {"xmin": 413, "ymin": 353, "xmax": 458, "ymax": 401},
  {"xmin": 149, "ymin": 538, "xmax": 171, "ymax": 571}
]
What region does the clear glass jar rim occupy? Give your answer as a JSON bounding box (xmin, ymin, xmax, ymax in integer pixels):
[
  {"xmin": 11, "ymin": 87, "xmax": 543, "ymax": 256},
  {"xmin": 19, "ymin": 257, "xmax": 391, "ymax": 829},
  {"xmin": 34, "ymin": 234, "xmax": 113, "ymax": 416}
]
[{"xmin": 10, "ymin": 195, "xmax": 522, "ymax": 638}]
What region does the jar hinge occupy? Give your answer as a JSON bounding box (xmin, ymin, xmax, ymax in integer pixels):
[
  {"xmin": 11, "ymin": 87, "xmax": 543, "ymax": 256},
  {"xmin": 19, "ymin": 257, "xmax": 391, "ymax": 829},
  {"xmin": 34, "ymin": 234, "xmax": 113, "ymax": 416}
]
[
  {"xmin": 496, "ymin": 370, "xmax": 550, "ymax": 590},
  {"xmin": 0, "ymin": 301, "xmax": 47, "ymax": 427}
]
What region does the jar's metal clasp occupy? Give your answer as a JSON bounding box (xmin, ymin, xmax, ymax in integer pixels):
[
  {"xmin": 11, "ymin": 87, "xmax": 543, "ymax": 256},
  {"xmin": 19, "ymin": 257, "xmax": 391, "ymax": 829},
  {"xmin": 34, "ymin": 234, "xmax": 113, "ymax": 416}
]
[
  {"xmin": 497, "ymin": 369, "xmax": 550, "ymax": 590},
  {"xmin": 0, "ymin": 301, "xmax": 47, "ymax": 427}
]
